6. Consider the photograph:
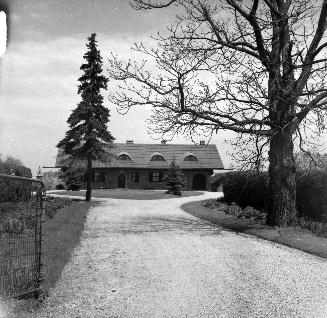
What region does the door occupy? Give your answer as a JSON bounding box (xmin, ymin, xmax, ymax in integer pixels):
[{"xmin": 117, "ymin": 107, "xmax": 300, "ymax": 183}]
[
  {"xmin": 192, "ymin": 173, "xmax": 206, "ymax": 190},
  {"xmin": 118, "ymin": 173, "xmax": 126, "ymax": 188}
]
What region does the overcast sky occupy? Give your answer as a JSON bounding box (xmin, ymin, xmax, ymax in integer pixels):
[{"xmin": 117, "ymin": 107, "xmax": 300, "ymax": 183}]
[{"xmin": 0, "ymin": 0, "xmax": 235, "ymax": 175}]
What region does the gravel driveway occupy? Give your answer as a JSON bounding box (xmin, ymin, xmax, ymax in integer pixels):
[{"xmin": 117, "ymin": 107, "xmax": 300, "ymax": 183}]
[{"xmin": 23, "ymin": 192, "xmax": 327, "ymax": 317}]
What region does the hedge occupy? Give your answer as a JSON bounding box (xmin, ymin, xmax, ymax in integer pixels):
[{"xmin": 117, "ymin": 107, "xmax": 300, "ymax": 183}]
[
  {"xmin": 0, "ymin": 178, "xmax": 32, "ymax": 203},
  {"xmin": 0, "ymin": 160, "xmax": 33, "ymax": 203},
  {"xmin": 222, "ymin": 171, "xmax": 269, "ymax": 211},
  {"xmin": 222, "ymin": 170, "xmax": 327, "ymax": 223},
  {"xmin": 296, "ymin": 171, "xmax": 327, "ymax": 222}
]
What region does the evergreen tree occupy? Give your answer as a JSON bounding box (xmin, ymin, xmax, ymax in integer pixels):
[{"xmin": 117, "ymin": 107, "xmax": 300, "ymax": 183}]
[
  {"xmin": 57, "ymin": 33, "xmax": 115, "ymax": 201},
  {"xmin": 164, "ymin": 158, "xmax": 185, "ymax": 196}
]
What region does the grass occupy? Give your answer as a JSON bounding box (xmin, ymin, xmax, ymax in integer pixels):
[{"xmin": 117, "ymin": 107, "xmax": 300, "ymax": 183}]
[
  {"xmin": 49, "ymin": 189, "xmax": 203, "ymax": 200},
  {"xmin": 182, "ymin": 200, "xmax": 327, "ymax": 259},
  {"xmin": 42, "ymin": 200, "xmax": 93, "ymax": 291}
]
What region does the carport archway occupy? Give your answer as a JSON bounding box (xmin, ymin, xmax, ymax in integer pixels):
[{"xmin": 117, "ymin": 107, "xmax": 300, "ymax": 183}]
[
  {"xmin": 118, "ymin": 173, "xmax": 126, "ymax": 188},
  {"xmin": 192, "ymin": 173, "xmax": 206, "ymax": 190}
]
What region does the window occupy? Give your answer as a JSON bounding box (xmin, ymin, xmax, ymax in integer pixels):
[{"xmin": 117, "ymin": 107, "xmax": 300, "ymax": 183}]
[
  {"xmin": 131, "ymin": 172, "xmax": 139, "ymax": 183},
  {"xmin": 150, "ymin": 155, "xmax": 165, "ymax": 161},
  {"xmin": 149, "ymin": 172, "xmax": 163, "ymax": 182},
  {"xmin": 92, "ymin": 171, "xmax": 106, "ymax": 182},
  {"xmin": 184, "ymin": 155, "xmax": 198, "ymax": 161},
  {"xmin": 117, "ymin": 154, "xmax": 132, "ymax": 161}
]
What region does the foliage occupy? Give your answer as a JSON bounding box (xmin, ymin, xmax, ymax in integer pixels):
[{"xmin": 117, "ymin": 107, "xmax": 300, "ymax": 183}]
[
  {"xmin": 109, "ymin": 1, "xmax": 327, "ymax": 226},
  {"xmin": 0, "ymin": 154, "xmax": 32, "ymax": 177},
  {"xmin": 163, "ymin": 159, "xmax": 185, "ymax": 196},
  {"xmin": 202, "ymin": 199, "xmax": 266, "ymax": 223},
  {"xmin": 55, "ymin": 183, "xmax": 65, "ymax": 190},
  {"xmin": 0, "ymin": 178, "xmax": 32, "ymax": 203},
  {"xmin": 222, "ymin": 171, "xmax": 327, "ymax": 223},
  {"xmin": 298, "ymin": 218, "xmax": 327, "ymax": 237},
  {"xmin": 44, "ymin": 196, "xmax": 72, "ymax": 219},
  {"xmin": 42, "ymin": 171, "xmax": 61, "ymax": 190},
  {"xmin": 60, "ymin": 166, "xmax": 84, "ymax": 191},
  {"xmin": 57, "ymin": 33, "xmax": 115, "ymax": 201},
  {"xmin": 294, "ymin": 152, "xmax": 327, "ymax": 171},
  {"xmin": 0, "ymin": 196, "xmax": 72, "ymax": 235},
  {"xmin": 296, "ymin": 171, "xmax": 327, "ymax": 222},
  {"xmin": 222, "ymin": 171, "xmax": 269, "ymax": 211}
]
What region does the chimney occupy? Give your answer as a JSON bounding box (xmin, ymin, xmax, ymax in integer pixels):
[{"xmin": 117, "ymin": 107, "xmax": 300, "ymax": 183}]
[
  {"xmin": 126, "ymin": 140, "xmax": 134, "ymax": 144},
  {"xmin": 161, "ymin": 140, "xmax": 167, "ymax": 144},
  {"xmin": 200, "ymin": 140, "xmax": 205, "ymax": 145}
]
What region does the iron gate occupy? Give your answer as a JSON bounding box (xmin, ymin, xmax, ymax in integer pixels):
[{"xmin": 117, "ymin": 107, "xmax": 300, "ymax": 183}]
[{"xmin": 0, "ymin": 174, "xmax": 45, "ymax": 298}]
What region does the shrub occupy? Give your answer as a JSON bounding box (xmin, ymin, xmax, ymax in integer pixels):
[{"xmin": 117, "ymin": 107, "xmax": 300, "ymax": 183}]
[
  {"xmin": 55, "ymin": 183, "xmax": 65, "ymax": 190},
  {"xmin": 201, "ymin": 199, "xmax": 266, "ymax": 223},
  {"xmin": 222, "ymin": 170, "xmax": 327, "ymax": 224},
  {"xmin": 68, "ymin": 183, "xmax": 82, "ymax": 191},
  {"xmin": 296, "ymin": 171, "xmax": 327, "ymax": 222},
  {"xmin": 143, "ymin": 184, "xmax": 154, "ymax": 190},
  {"xmin": 0, "ymin": 178, "xmax": 32, "ymax": 203},
  {"xmin": 0, "ymin": 196, "xmax": 73, "ymax": 234},
  {"xmin": 163, "ymin": 159, "xmax": 185, "ymax": 196},
  {"xmin": 222, "ymin": 171, "xmax": 269, "ymax": 211},
  {"xmin": 0, "ymin": 155, "xmax": 32, "ymax": 178},
  {"xmin": 44, "ymin": 196, "xmax": 72, "ymax": 219}
]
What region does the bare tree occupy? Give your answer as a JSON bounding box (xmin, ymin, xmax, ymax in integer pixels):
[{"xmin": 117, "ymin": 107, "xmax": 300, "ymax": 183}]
[{"xmin": 108, "ymin": 0, "xmax": 327, "ymax": 226}]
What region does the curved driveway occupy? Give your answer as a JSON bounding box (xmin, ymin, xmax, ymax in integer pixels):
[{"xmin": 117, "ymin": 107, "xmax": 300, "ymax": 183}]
[{"xmin": 32, "ymin": 192, "xmax": 327, "ymax": 317}]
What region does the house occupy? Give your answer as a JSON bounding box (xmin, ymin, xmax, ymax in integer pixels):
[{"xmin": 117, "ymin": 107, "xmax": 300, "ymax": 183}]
[{"xmin": 55, "ymin": 140, "xmax": 224, "ymax": 191}]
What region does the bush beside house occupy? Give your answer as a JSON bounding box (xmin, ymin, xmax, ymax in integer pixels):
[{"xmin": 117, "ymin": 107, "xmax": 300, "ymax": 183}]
[{"xmin": 163, "ymin": 159, "xmax": 185, "ymax": 196}]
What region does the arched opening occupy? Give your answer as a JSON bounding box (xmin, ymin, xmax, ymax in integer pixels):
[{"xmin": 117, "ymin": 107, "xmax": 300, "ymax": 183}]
[
  {"xmin": 184, "ymin": 155, "xmax": 198, "ymax": 161},
  {"xmin": 150, "ymin": 154, "xmax": 166, "ymax": 161},
  {"xmin": 192, "ymin": 173, "xmax": 206, "ymax": 190},
  {"xmin": 118, "ymin": 173, "xmax": 126, "ymax": 188}
]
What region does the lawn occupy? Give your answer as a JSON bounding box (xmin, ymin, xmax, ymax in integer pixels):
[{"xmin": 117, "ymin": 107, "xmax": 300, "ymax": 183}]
[
  {"xmin": 182, "ymin": 200, "xmax": 327, "ymax": 259},
  {"xmin": 49, "ymin": 189, "xmax": 203, "ymax": 200},
  {"xmin": 42, "ymin": 200, "xmax": 93, "ymax": 291}
]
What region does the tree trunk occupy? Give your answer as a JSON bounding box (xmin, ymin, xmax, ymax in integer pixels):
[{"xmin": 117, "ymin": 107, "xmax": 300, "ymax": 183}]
[
  {"xmin": 267, "ymin": 131, "xmax": 297, "ymax": 226},
  {"xmin": 85, "ymin": 158, "xmax": 92, "ymax": 202}
]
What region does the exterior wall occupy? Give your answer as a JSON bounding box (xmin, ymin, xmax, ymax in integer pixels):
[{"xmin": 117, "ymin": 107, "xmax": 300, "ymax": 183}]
[{"xmin": 84, "ymin": 168, "xmax": 214, "ymax": 191}]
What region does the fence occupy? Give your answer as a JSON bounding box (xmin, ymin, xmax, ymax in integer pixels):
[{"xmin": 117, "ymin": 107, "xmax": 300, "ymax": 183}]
[{"xmin": 0, "ymin": 174, "xmax": 45, "ymax": 298}]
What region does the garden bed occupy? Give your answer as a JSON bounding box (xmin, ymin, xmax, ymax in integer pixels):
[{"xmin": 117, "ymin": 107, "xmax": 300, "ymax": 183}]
[{"xmin": 182, "ymin": 199, "xmax": 327, "ymax": 259}]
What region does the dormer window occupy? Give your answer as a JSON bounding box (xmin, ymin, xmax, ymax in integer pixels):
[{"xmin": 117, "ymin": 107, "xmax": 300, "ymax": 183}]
[
  {"xmin": 150, "ymin": 154, "xmax": 166, "ymax": 161},
  {"xmin": 117, "ymin": 154, "xmax": 132, "ymax": 161},
  {"xmin": 184, "ymin": 155, "xmax": 198, "ymax": 161}
]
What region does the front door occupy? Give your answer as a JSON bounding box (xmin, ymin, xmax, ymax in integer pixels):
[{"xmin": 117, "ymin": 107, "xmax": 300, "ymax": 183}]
[
  {"xmin": 118, "ymin": 173, "xmax": 126, "ymax": 188},
  {"xmin": 192, "ymin": 173, "xmax": 206, "ymax": 190}
]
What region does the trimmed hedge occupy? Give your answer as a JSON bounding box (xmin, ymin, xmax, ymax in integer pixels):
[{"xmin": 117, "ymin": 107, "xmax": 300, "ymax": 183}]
[
  {"xmin": 223, "ymin": 171, "xmax": 269, "ymax": 211},
  {"xmin": 222, "ymin": 170, "xmax": 327, "ymax": 223},
  {"xmin": 296, "ymin": 171, "xmax": 327, "ymax": 222}
]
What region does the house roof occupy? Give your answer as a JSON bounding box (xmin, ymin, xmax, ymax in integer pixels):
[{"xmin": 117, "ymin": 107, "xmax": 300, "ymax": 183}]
[{"xmin": 55, "ymin": 143, "xmax": 224, "ymax": 170}]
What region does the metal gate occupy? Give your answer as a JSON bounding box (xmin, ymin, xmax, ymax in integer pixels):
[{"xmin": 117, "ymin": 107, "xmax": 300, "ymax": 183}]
[{"xmin": 0, "ymin": 174, "xmax": 45, "ymax": 298}]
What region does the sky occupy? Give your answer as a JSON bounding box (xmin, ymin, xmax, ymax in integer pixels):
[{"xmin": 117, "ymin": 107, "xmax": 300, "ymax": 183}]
[{"xmin": 0, "ymin": 0, "xmax": 235, "ymax": 176}]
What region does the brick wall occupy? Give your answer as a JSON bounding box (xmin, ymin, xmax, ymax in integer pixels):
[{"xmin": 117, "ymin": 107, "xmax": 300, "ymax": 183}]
[{"xmin": 82, "ymin": 169, "xmax": 213, "ymax": 191}]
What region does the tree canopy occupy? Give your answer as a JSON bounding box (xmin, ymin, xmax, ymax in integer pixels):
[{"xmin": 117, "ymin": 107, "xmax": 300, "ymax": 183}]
[{"xmin": 108, "ymin": 0, "xmax": 327, "ymax": 226}]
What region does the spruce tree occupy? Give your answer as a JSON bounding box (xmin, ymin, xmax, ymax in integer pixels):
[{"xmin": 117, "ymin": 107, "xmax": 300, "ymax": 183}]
[
  {"xmin": 57, "ymin": 33, "xmax": 115, "ymax": 201},
  {"xmin": 164, "ymin": 158, "xmax": 185, "ymax": 196}
]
